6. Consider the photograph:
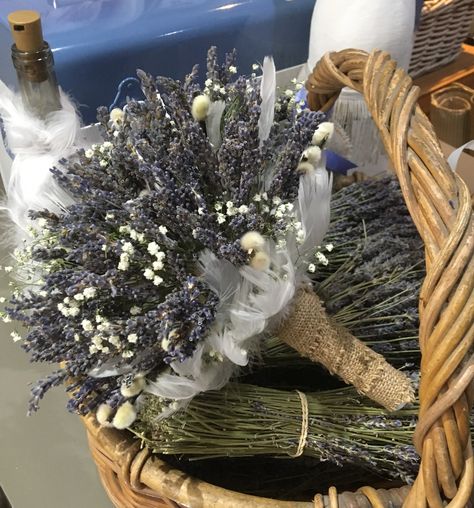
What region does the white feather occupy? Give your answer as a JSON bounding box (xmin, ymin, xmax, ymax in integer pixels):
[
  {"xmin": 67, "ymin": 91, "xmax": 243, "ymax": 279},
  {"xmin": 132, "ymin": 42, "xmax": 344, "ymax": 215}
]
[
  {"xmin": 205, "ymin": 100, "xmax": 226, "ymax": 150},
  {"xmin": 258, "ymin": 56, "xmax": 276, "ymax": 145},
  {"xmin": 0, "ymin": 82, "xmax": 88, "ymax": 235},
  {"xmin": 297, "ymin": 164, "xmax": 333, "ymax": 258},
  {"xmin": 198, "ymin": 250, "xmax": 241, "ymax": 313}
]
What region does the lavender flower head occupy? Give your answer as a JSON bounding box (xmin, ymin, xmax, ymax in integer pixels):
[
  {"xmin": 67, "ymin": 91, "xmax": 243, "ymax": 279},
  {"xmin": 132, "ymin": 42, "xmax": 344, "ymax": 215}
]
[{"xmin": 4, "ymin": 48, "xmax": 330, "ymax": 425}]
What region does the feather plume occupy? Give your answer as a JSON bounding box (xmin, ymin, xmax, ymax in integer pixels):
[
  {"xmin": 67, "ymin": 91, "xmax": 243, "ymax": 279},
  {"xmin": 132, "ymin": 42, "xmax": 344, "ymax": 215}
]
[
  {"xmin": 296, "ymin": 164, "xmax": 333, "ymax": 258},
  {"xmin": 258, "ymin": 56, "xmax": 276, "ymax": 145},
  {"xmin": 0, "ymin": 82, "xmax": 89, "ymax": 235},
  {"xmin": 205, "ymin": 100, "xmax": 226, "ymax": 150}
]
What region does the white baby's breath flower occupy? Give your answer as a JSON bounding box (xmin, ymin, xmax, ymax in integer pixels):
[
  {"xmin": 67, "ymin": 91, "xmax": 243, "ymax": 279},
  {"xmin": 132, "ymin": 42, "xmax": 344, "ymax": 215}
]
[
  {"xmin": 295, "ymin": 83, "xmax": 303, "ymax": 90},
  {"xmin": 253, "ymin": 194, "xmax": 261, "ymax": 202},
  {"xmin": 229, "ymin": 65, "xmax": 237, "ymax": 74},
  {"xmin": 95, "ymin": 314, "xmax": 104, "ymax": 323},
  {"xmin": 238, "ymin": 205, "xmax": 249, "ymax": 214},
  {"xmin": 89, "ymin": 345, "xmax": 99, "ymax": 354},
  {"xmin": 275, "ymin": 210, "xmax": 284, "ymax": 219},
  {"xmin": 103, "ymin": 141, "xmax": 113, "ymax": 150},
  {"xmin": 143, "ymin": 268, "xmax": 155, "ymax": 280},
  {"xmin": 83, "ymin": 287, "xmax": 97, "ymax": 299},
  {"xmin": 127, "ymin": 333, "xmax": 138, "ymax": 344},
  {"xmin": 130, "ymin": 306, "xmax": 141, "ymax": 315},
  {"xmin": 122, "ymin": 350, "xmax": 134, "ymax": 359},
  {"xmin": 118, "ymin": 253, "xmax": 129, "ymax": 271},
  {"xmin": 262, "ymin": 205, "xmax": 270, "ymax": 213},
  {"xmin": 91, "ymin": 335, "xmax": 103, "ymax": 347},
  {"xmin": 85, "ymin": 149, "xmax": 94, "ymax": 158},
  {"xmin": 11, "ymin": 331, "xmax": 21, "ymax": 342},
  {"xmin": 325, "ymin": 243, "xmax": 334, "ymax": 252},
  {"xmin": 161, "ymin": 337, "xmax": 171, "ymax": 350},
  {"xmin": 119, "ymin": 225, "xmax": 131, "ymax": 234},
  {"xmin": 252, "ymin": 63, "xmax": 259, "ymax": 70},
  {"xmin": 307, "ymin": 263, "xmax": 316, "ymax": 273},
  {"xmin": 74, "ymin": 293, "xmax": 85, "ymax": 301},
  {"xmin": 158, "ymin": 226, "xmax": 168, "ymax": 235},
  {"xmin": 108, "ymin": 335, "xmax": 121, "ymax": 347},
  {"xmin": 296, "ymin": 229, "xmax": 306, "ymax": 244},
  {"xmin": 213, "ymin": 84, "xmax": 221, "ymax": 92},
  {"xmin": 99, "ymin": 160, "xmax": 108, "ymax": 167},
  {"xmin": 3, "ymin": 266, "xmax": 13, "ymax": 273},
  {"xmin": 284, "ymin": 89, "xmax": 293, "ymax": 97},
  {"xmin": 39, "ymin": 290, "xmax": 47, "ymax": 297},
  {"xmin": 214, "ymin": 202, "xmax": 223, "ymax": 211},
  {"xmin": 205, "ymin": 78, "xmax": 213, "ymax": 87},
  {"xmin": 219, "ymin": 87, "xmax": 226, "ymax": 95},
  {"xmin": 122, "ymin": 242, "xmax": 134, "ymax": 255},
  {"xmin": 136, "ymin": 233, "xmax": 145, "ymax": 243},
  {"xmin": 153, "ymin": 275, "xmax": 163, "ymax": 286},
  {"xmin": 97, "ymin": 322, "xmax": 110, "ymax": 332},
  {"xmin": 192, "ymin": 229, "xmax": 198, "ymax": 239},
  {"xmin": 68, "ymin": 307, "xmax": 80, "ymax": 317},
  {"xmin": 152, "ymin": 260, "xmax": 164, "ymax": 271},
  {"xmin": 147, "ymin": 242, "xmax": 159, "ymax": 256},
  {"xmin": 216, "ymin": 213, "xmax": 226, "ymax": 224},
  {"xmin": 156, "ymin": 251, "xmax": 166, "ymax": 261},
  {"xmin": 316, "ymin": 251, "xmax": 329, "ymax": 266},
  {"xmin": 101, "ymin": 244, "xmax": 107, "ymax": 252},
  {"xmin": 272, "ymin": 196, "xmax": 282, "ymax": 205},
  {"xmin": 197, "ymin": 207, "xmax": 205, "ymax": 215},
  {"xmin": 105, "ymin": 212, "xmax": 115, "ymax": 220},
  {"xmin": 74, "ymin": 334, "xmax": 80, "ymax": 342},
  {"xmin": 37, "ymin": 218, "xmax": 48, "ymax": 228},
  {"xmin": 2, "ymin": 315, "xmax": 11, "ymax": 323},
  {"xmin": 129, "ymin": 229, "xmax": 138, "ymax": 240},
  {"xmin": 0, "ymin": 296, "xmax": 6, "ymax": 303},
  {"xmin": 82, "ymin": 319, "xmax": 93, "ymax": 332}
]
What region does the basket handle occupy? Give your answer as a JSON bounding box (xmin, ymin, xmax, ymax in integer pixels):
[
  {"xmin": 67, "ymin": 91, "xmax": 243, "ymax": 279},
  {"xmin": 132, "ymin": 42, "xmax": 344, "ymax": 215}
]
[{"xmin": 306, "ymin": 49, "xmax": 474, "ymax": 507}]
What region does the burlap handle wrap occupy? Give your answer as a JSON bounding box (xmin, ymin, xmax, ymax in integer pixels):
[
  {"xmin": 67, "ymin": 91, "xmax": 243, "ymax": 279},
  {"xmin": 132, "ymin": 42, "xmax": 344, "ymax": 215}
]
[{"xmin": 278, "ymin": 289, "xmax": 415, "ymax": 412}]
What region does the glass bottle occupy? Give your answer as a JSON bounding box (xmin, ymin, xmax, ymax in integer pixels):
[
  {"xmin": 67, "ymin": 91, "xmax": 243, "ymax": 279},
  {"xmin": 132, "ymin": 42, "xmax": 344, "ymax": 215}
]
[{"xmin": 8, "ymin": 10, "xmax": 61, "ymax": 118}]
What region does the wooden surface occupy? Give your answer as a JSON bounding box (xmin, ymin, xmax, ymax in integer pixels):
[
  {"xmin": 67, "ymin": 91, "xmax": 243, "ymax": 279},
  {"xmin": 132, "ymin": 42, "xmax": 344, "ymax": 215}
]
[{"xmin": 415, "ymin": 44, "xmax": 474, "ymax": 113}]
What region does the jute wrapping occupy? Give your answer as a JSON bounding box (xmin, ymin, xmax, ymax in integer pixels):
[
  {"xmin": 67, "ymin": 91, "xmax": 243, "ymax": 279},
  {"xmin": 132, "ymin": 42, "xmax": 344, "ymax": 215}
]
[{"xmin": 278, "ymin": 289, "xmax": 414, "ymax": 412}]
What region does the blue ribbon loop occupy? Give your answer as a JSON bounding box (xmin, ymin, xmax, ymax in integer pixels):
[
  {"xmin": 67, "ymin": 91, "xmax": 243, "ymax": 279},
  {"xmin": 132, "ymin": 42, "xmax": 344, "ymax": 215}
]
[{"xmin": 109, "ymin": 77, "xmax": 145, "ymax": 111}]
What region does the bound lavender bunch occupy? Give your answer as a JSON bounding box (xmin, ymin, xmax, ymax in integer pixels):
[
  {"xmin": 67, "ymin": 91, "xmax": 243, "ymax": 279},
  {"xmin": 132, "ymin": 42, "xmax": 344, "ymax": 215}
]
[{"xmin": 3, "ymin": 48, "xmax": 411, "ymax": 429}]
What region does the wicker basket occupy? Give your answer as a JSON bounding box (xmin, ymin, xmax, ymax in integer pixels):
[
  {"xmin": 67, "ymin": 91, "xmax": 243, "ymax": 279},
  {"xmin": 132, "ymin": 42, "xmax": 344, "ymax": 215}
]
[
  {"xmin": 82, "ymin": 49, "xmax": 474, "ymax": 507},
  {"xmin": 409, "ymin": 0, "xmax": 474, "ymax": 77}
]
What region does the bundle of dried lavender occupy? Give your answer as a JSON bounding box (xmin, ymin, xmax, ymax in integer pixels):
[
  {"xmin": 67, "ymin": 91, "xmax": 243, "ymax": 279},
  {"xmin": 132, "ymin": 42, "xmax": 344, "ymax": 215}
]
[{"xmin": 134, "ymin": 381, "xmax": 423, "ymax": 484}]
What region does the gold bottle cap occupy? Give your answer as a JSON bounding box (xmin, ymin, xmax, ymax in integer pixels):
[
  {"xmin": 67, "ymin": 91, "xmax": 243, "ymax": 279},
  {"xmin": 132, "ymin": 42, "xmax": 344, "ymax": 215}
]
[{"xmin": 8, "ymin": 10, "xmax": 44, "ymax": 52}]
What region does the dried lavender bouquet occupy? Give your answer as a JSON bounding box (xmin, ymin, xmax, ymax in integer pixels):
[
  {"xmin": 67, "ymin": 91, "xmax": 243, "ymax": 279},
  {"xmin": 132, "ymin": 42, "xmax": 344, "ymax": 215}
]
[{"xmin": 3, "ymin": 49, "xmax": 411, "ymax": 432}]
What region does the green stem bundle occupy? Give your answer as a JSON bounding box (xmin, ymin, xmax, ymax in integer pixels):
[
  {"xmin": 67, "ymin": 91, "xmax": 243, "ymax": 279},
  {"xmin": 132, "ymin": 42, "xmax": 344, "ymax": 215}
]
[{"xmin": 134, "ymin": 383, "xmax": 422, "ymax": 484}]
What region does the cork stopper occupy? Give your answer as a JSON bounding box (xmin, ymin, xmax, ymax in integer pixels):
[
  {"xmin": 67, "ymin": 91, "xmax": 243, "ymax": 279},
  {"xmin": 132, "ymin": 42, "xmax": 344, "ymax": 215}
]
[{"xmin": 8, "ymin": 10, "xmax": 44, "ymax": 52}]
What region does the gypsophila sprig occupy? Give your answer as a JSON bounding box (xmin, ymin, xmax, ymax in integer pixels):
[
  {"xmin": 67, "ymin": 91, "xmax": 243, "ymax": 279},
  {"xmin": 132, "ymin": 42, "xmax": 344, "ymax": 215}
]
[{"xmin": 6, "ymin": 47, "xmax": 330, "ymax": 424}]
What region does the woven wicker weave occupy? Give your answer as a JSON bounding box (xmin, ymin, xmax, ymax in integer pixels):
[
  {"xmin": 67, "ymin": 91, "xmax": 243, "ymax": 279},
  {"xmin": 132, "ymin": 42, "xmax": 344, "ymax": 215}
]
[
  {"xmin": 83, "ymin": 49, "xmax": 474, "ymax": 507},
  {"xmin": 409, "ymin": 0, "xmax": 474, "ymax": 77}
]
